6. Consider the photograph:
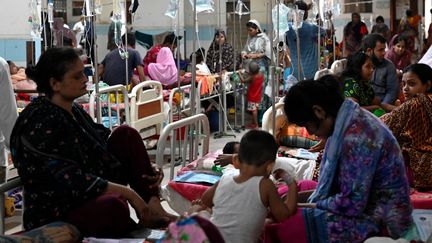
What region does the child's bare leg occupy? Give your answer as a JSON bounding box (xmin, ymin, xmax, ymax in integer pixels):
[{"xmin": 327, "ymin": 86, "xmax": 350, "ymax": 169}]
[{"xmin": 252, "ymin": 109, "xmax": 258, "ymax": 126}]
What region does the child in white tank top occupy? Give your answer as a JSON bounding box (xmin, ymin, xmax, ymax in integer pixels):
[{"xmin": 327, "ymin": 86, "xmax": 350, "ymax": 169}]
[{"xmin": 196, "ymin": 130, "xmax": 298, "ymax": 243}]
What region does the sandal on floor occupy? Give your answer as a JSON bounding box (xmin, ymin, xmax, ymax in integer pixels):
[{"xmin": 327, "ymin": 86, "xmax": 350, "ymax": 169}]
[{"xmin": 245, "ymin": 124, "xmax": 258, "ymax": 129}]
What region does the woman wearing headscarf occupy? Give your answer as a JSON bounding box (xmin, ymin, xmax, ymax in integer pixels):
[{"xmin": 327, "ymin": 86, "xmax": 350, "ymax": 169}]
[
  {"xmin": 206, "ymin": 29, "xmax": 237, "ymax": 74},
  {"xmin": 342, "ymin": 13, "xmax": 368, "ymax": 57},
  {"xmin": 241, "ymin": 19, "xmax": 272, "ymax": 125},
  {"xmin": 285, "ymin": 75, "xmax": 415, "ymax": 242},
  {"xmin": 385, "ymin": 34, "xmax": 412, "ymax": 73},
  {"xmin": 147, "ymin": 47, "xmax": 178, "ymax": 86},
  {"xmin": 385, "ymin": 34, "xmax": 412, "ymax": 102}
]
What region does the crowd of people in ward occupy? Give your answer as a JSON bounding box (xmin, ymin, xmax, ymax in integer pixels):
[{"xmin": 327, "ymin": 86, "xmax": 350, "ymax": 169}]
[{"xmin": 1, "ymin": 0, "xmax": 432, "ymax": 242}]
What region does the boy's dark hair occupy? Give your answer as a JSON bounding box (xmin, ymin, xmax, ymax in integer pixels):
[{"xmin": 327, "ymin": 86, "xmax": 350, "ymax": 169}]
[
  {"xmin": 248, "ymin": 61, "xmax": 260, "ymax": 75},
  {"xmin": 341, "ymin": 52, "xmax": 370, "ymax": 82},
  {"xmin": 406, "ymin": 10, "xmax": 413, "ymax": 17},
  {"xmin": 376, "ymin": 16, "xmax": 384, "ymax": 23},
  {"xmin": 238, "ymin": 130, "xmax": 278, "ymax": 166},
  {"xmin": 223, "ymin": 141, "xmax": 240, "ymax": 154},
  {"xmin": 361, "ymin": 33, "xmax": 387, "ymax": 51},
  {"xmin": 122, "ymin": 32, "xmax": 136, "ymax": 46},
  {"xmin": 294, "ymin": 1, "xmax": 309, "ymax": 20},
  {"xmin": 163, "ymin": 32, "xmax": 182, "ymax": 46},
  {"xmin": 284, "ymin": 75, "xmax": 344, "ymax": 126},
  {"xmin": 190, "ymin": 48, "xmax": 205, "ymax": 64}
]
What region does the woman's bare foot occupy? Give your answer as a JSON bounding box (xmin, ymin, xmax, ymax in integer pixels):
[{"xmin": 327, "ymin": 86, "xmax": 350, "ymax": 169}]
[{"xmin": 148, "ymin": 196, "xmax": 178, "ymax": 221}]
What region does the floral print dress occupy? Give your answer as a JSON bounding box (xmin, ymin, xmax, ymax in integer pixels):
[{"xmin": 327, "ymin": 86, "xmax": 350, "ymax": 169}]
[
  {"xmin": 10, "ymin": 97, "xmax": 122, "ymax": 230},
  {"xmin": 304, "ymin": 100, "xmax": 413, "ymax": 242}
]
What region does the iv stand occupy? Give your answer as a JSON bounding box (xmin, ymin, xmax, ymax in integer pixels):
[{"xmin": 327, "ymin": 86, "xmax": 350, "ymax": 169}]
[{"xmin": 214, "ymin": 0, "xmax": 236, "ymax": 139}]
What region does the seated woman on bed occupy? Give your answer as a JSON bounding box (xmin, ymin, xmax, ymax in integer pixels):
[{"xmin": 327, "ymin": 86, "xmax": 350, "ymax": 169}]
[
  {"xmin": 206, "ymin": 29, "xmax": 238, "ymax": 74},
  {"xmin": 147, "ymin": 47, "xmax": 178, "ymax": 87},
  {"xmin": 10, "ymin": 47, "xmax": 175, "ymax": 238},
  {"xmin": 285, "ymin": 75, "xmax": 414, "ymax": 242},
  {"xmin": 381, "ymin": 63, "xmax": 432, "ymax": 191},
  {"xmin": 341, "ymin": 52, "xmax": 395, "ymax": 116}
]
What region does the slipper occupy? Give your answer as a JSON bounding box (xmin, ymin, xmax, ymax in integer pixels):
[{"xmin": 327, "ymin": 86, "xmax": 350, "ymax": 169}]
[{"xmin": 245, "ymin": 124, "xmax": 258, "ymax": 129}]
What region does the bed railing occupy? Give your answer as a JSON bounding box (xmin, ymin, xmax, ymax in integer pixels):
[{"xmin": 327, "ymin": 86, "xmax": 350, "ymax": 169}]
[
  {"xmin": 156, "ymin": 114, "xmax": 210, "ymax": 180},
  {"xmin": 89, "ymin": 84, "xmax": 130, "ymax": 129},
  {"xmin": 129, "ymin": 81, "xmax": 165, "ymax": 139}
]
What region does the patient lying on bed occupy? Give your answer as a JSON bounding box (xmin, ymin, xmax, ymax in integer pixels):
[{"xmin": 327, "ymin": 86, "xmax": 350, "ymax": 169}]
[{"xmin": 7, "ymin": 60, "xmax": 38, "ymax": 100}]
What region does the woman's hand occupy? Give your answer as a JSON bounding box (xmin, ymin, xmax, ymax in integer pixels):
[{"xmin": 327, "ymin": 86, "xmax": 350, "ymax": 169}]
[
  {"xmin": 36, "ymin": 223, "xmax": 80, "ymax": 243},
  {"xmin": 106, "ymin": 182, "xmax": 149, "ymax": 222},
  {"xmin": 309, "ymin": 139, "xmax": 326, "ymax": 152},
  {"xmin": 245, "ymin": 53, "xmax": 260, "ymax": 59},
  {"xmin": 214, "ymin": 154, "xmax": 234, "ymax": 167},
  {"xmin": 142, "ymin": 164, "xmax": 164, "ymax": 189}
]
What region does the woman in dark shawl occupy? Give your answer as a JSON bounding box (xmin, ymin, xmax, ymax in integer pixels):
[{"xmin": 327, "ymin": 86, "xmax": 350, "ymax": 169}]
[{"xmin": 342, "ymin": 13, "xmax": 369, "ymax": 57}]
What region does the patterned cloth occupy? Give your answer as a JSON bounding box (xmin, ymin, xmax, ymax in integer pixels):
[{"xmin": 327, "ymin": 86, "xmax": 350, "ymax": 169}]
[
  {"xmin": 10, "ymin": 97, "xmax": 120, "ymax": 230},
  {"xmin": 206, "ymin": 42, "xmax": 237, "ymax": 73},
  {"xmin": 303, "ymin": 100, "xmax": 413, "ymax": 243},
  {"xmin": 343, "ymin": 77, "xmax": 375, "ymax": 106},
  {"xmin": 159, "ymin": 216, "xmax": 218, "ymax": 243},
  {"xmin": 276, "ymin": 119, "xmax": 319, "ymax": 149},
  {"xmin": 247, "ymin": 101, "xmax": 259, "ymax": 112},
  {"xmin": 381, "ymin": 94, "xmax": 432, "ymax": 188}
]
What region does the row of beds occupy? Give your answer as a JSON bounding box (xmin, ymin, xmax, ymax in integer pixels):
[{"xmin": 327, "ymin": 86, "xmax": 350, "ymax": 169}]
[{"xmin": 3, "ymin": 63, "xmax": 432, "ymax": 241}]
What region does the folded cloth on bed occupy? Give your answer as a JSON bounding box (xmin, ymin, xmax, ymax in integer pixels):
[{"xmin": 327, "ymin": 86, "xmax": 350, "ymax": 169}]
[
  {"xmin": 168, "ymin": 181, "xmax": 210, "ymax": 201},
  {"xmin": 173, "ymin": 171, "xmax": 221, "ymax": 185},
  {"xmin": 274, "ymin": 156, "xmax": 316, "ymax": 181}
]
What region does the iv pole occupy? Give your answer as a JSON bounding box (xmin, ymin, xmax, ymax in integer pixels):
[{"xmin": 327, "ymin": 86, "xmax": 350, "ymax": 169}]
[
  {"xmin": 232, "ymin": 0, "xmax": 250, "ymax": 131},
  {"xmin": 214, "ymin": 0, "xmax": 236, "ymax": 139},
  {"xmin": 84, "ymin": 0, "xmax": 102, "ymax": 123},
  {"xmin": 268, "ymin": 0, "xmax": 276, "ymax": 136}
]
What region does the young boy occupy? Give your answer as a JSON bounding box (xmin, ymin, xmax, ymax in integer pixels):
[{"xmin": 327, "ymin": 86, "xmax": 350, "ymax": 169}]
[
  {"xmin": 198, "ymin": 130, "xmax": 298, "ymax": 243},
  {"xmin": 222, "ymin": 141, "xmax": 240, "ymax": 154},
  {"xmin": 240, "ymin": 60, "xmax": 263, "ymax": 129}
]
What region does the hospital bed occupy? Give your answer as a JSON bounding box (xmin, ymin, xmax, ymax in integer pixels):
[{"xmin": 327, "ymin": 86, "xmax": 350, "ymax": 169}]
[
  {"xmin": 129, "ymin": 81, "xmax": 165, "ymax": 139},
  {"xmin": 330, "ymin": 59, "xmax": 347, "ymax": 76},
  {"xmin": 156, "ymin": 113, "xmax": 210, "ymax": 180},
  {"xmin": 88, "ymin": 84, "xmax": 130, "ymax": 129}
]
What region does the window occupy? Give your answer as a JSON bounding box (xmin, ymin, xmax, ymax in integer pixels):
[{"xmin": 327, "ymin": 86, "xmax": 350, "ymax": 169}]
[
  {"xmin": 53, "ymin": 0, "xmax": 67, "ymax": 21},
  {"xmin": 72, "ymin": 1, "xmax": 84, "ymax": 16},
  {"xmin": 344, "ymin": 0, "xmax": 373, "ymax": 13}
]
